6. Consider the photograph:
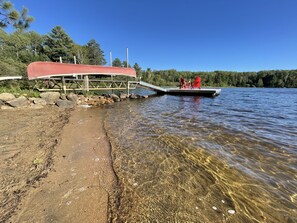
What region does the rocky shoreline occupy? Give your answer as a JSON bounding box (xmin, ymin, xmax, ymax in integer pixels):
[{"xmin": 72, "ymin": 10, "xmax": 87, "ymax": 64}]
[{"xmin": 0, "ymin": 91, "xmax": 149, "ymax": 110}]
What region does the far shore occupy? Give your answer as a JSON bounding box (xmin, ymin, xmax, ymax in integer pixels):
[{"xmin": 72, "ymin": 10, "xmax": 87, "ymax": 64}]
[{"xmin": 0, "ymin": 106, "xmax": 118, "ymax": 222}]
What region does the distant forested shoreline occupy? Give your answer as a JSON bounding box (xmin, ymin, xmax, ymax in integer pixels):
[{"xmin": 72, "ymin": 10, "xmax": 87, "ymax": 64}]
[{"xmin": 139, "ymin": 69, "xmax": 297, "ymax": 88}]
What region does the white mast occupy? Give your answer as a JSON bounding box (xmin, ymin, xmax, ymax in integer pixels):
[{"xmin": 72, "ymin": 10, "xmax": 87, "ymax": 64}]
[
  {"xmin": 126, "ymin": 48, "xmax": 129, "ymax": 67},
  {"xmin": 110, "ymin": 51, "xmax": 112, "ymax": 66}
]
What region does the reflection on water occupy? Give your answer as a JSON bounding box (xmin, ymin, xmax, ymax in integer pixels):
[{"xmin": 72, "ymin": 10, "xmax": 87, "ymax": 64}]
[{"xmin": 104, "ymin": 88, "xmax": 297, "ymax": 222}]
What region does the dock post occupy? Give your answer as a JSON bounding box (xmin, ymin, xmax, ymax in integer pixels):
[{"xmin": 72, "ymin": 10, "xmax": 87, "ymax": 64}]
[
  {"xmin": 127, "ymin": 80, "xmax": 130, "ymax": 95},
  {"xmin": 74, "ymin": 56, "xmax": 78, "ymax": 79},
  {"xmin": 84, "ymin": 75, "xmax": 89, "ymax": 92},
  {"xmin": 61, "ymin": 77, "xmax": 66, "ymax": 94},
  {"xmin": 111, "ymin": 75, "xmax": 114, "ymax": 94},
  {"xmin": 126, "ymin": 48, "xmax": 129, "ymax": 67}
]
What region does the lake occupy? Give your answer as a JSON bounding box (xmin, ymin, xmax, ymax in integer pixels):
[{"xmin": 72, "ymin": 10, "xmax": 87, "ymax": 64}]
[{"xmin": 103, "ymin": 88, "xmax": 297, "ymax": 222}]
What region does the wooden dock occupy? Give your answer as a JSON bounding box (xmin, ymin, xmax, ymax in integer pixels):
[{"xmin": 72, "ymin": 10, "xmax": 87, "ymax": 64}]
[{"xmin": 138, "ymin": 81, "xmax": 221, "ymax": 97}]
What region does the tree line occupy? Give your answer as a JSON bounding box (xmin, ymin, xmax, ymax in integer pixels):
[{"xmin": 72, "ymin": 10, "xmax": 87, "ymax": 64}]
[
  {"xmin": 1, "ymin": 1, "xmax": 296, "ymax": 88},
  {"xmin": 0, "ymin": 25, "xmax": 140, "ymax": 78},
  {"xmin": 139, "ymin": 69, "xmax": 297, "ymax": 88},
  {"xmin": 0, "ymin": 1, "xmax": 135, "ymax": 79}
]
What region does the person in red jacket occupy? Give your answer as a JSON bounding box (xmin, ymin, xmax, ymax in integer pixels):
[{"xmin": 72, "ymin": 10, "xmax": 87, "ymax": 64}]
[{"xmin": 192, "ymin": 76, "xmax": 201, "ymax": 89}]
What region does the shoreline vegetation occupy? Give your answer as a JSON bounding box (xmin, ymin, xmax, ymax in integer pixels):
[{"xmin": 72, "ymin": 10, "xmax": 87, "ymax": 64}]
[
  {"xmin": 1, "ymin": 26, "xmax": 297, "ymax": 90},
  {"xmin": 0, "ymin": 90, "xmax": 149, "ymax": 222}
]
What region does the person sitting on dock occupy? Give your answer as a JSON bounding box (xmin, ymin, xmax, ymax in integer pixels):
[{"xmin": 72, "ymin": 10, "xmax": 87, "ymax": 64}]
[
  {"xmin": 179, "ymin": 77, "xmax": 186, "ymax": 89},
  {"xmin": 192, "ymin": 76, "xmax": 201, "ymax": 89}
]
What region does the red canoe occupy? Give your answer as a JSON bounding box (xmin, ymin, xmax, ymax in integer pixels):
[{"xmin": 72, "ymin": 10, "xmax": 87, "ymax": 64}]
[{"xmin": 27, "ymin": 61, "xmax": 136, "ymax": 80}]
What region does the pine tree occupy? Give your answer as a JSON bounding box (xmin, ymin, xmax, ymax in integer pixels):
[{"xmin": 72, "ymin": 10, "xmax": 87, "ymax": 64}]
[
  {"xmin": 44, "ymin": 26, "xmax": 74, "ymax": 62},
  {"xmin": 86, "ymin": 39, "xmax": 106, "ymax": 65},
  {"xmin": 122, "ymin": 60, "xmax": 131, "ymax": 68},
  {"xmin": 133, "ymin": 63, "xmax": 142, "ymax": 76},
  {"xmin": 112, "ymin": 58, "xmax": 122, "ymax": 67},
  {"xmin": 0, "ymin": 0, "xmax": 34, "ymax": 29}
]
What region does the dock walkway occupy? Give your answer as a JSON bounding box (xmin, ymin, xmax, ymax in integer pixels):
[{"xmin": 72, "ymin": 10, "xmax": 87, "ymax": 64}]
[{"xmin": 137, "ymin": 81, "xmax": 221, "ymax": 97}]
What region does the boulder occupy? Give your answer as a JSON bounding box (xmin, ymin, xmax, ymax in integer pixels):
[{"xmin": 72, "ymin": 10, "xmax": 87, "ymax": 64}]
[
  {"xmin": 60, "ymin": 93, "xmax": 67, "ymax": 100},
  {"xmin": 56, "ymin": 99, "xmax": 75, "ymax": 109},
  {"xmin": 0, "ymin": 93, "xmax": 15, "ymax": 102},
  {"xmin": 7, "ymin": 96, "xmax": 29, "ymax": 108},
  {"xmin": 96, "ymin": 98, "xmax": 108, "ymax": 105},
  {"xmin": 40, "ymin": 92, "xmax": 60, "ymax": 105},
  {"xmin": 129, "ymin": 94, "xmax": 138, "ymax": 99},
  {"xmin": 77, "ymin": 95, "xmax": 86, "ymax": 105},
  {"xmin": 67, "ymin": 93, "xmax": 78, "ymax": 104},
  {"xmin": 105, "ymin": 98, "xmax": 114, "ymax": 104},
  {"xmin": 0, "ymin": 100, "xmax": 5, "ymax": 105},
  {"xmin": 86, "ymin": 97, "xmax": 107, "ymax": 106},
  {"xmin": 110, "ymin": 94, "xmax": 120, "ymax": 101},
  {"xmin": 33, "ymin": 98, "xmax": 47, "ymax": 106},
  {"xmin": 120, "ymin": 93, "xmax": 128, "ymax": 99}
]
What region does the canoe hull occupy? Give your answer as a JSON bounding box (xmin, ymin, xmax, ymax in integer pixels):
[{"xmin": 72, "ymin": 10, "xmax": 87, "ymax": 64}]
[{"xmin": 27, "ymin": 62, "xmax": 136, "ymax": 80}]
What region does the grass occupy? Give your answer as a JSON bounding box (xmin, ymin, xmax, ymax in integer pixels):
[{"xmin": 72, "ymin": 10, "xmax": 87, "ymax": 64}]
[
  {"xmin": 0, "ymin": 80, "xmax": 40, "ymax": 98},
  {"xmin": 0, "ymin": 86, "xmax": 40, "ymax": 98}
]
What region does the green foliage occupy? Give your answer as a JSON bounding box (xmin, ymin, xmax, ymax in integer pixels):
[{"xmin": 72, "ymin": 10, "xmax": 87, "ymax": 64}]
[
  {"xmin": 0, "ymin": 25, "xmax": 108, "ymax": 79},
  {"xmin": 0, "ymin": 0, "xmax": 34, "ymax": 29},
  {"xmin": 133, "ymin": 63, "xmax": 142, "ymax": 77},
  {"xmin": 112, "ymin": 58, "xmax": 122, "ymax": 67},
  {"xmin": 140, "ymin": 69, "xmax": 297, "ymax": 88},
  {"xmin": 0, "ymin": 28, "xmax": 49, "ymax": 77},
  {"xmin": 0, "ymin": 80, "xmax": 40, "ymax": 97},
  {"xmin": 86, "ymin": 39, "xmax": 106, "ymax": 65},
  {"xmin": 72, "ymin": 44, "xmax": 88, "ymax": 64},
  {"xmin": 122, "ymin": 61, "xmax": 131, "ymax": 68},
  {"xmin": 44, "ymin": 26, "xmax": 74, "ymax": 62}
]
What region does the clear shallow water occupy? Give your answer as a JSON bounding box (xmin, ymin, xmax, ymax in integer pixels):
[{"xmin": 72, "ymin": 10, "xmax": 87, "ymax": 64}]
[{"xmin": 103, "ymin": 88, "xmax": 297, "ymax": 222}]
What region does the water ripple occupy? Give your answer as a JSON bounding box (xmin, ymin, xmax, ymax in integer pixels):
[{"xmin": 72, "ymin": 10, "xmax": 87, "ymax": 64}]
[{"xmin": 104, "ymin": 88, "xmax": 297, "ymax": 222}]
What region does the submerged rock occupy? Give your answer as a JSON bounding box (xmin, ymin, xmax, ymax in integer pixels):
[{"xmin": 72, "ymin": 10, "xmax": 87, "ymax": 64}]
[
  {"xmin": 227, "ymin": 210, "xmax": 236, "ymax": 215},
  {"xmin": 129, "ymin": 94, "xmax": 138, "ymax": 99},
  {"xmin": 56, "ymin": 99, "xmax": 75, "ymax": 109},
  {"xmin": 212, "ymin": 206, "xmax": 218, "ymax": 211}
]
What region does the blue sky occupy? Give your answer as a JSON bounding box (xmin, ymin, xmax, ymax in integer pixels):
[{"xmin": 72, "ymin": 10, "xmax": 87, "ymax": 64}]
[{"xmin": 10, "ymin": 0, "xmax": 297, "ymax": 72}]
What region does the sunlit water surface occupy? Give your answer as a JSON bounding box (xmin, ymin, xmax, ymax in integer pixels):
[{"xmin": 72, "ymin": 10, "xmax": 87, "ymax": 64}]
[{"xmin": 103, "ymin": 88, "xmax": 297, "ymax": 223}]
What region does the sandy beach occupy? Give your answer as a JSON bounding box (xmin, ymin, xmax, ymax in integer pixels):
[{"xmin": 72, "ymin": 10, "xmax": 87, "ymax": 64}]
[{"xmin": 0, "ymin": 107, "xmax": 117, "ymax": 222}]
